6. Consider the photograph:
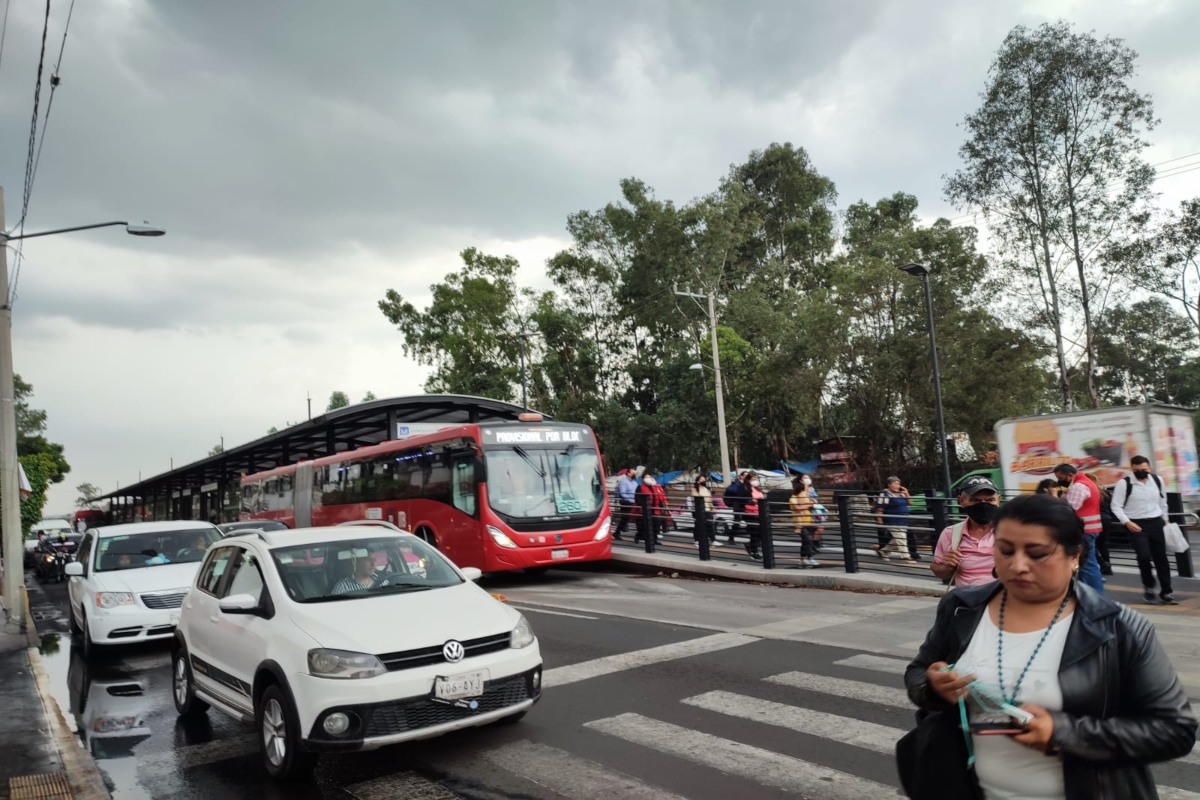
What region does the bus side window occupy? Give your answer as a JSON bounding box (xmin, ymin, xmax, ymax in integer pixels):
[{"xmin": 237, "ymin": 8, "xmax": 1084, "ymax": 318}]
[
  {"xmin": 279, "ymin": 473, "xmax": 294, "ymax": 511},
  {"xmin": 452, "ymin": 457, "xmax": 477, "ymax": 517}
]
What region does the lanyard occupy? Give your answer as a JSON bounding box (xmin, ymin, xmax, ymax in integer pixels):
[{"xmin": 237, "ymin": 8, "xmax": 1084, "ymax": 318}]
[{"xmin": 996, "ymin": 589, "xmax": 1071, "ymax": 705}]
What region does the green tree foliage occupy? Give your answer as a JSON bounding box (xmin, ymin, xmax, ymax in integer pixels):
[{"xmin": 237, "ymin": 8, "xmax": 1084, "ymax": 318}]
[
  {"xmin": 326, "ymin": 391, "xmax": 351, "ymax": 411},
  {"xmin": 75, "ymin": 482, "xmax": 101, "ymax": 509},
  {"xmin": 18, "ymin": 453, "xmax": 55, "ymax": 536},
  {"xmin": 1115, "ymin": 198, "xmax": 1200, "ymax": 348},
  {"xmin": 15, "ymin": 375, "xmax": 69, "ymax": 483},
  {"xmin": 946, "ymin": 21, "xmax": 1157, "ymax": 410},
  {"xmin": 208, "ymin": 443, "xmax": 225, "ymax": 456},
  {"xmin": 362, "ymin": 391, "xmax": 377, "ymax": 402},
  {"xmin": 1094, "ymin": 298, "xmax": 1200, "ymax": 405}
]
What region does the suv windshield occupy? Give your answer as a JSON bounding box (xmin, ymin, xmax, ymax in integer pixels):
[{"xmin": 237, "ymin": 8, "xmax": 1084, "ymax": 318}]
[
  {"xmin": 270, "ymin": 536, "xmax": 461, "ymax": 603},
  {"xmin": 486, "ymin": 447, "xmax": 604, "ymax": 518},
  {"xmin": 96, "ymin": 528, "xmax": 220, "ymax": 572}
]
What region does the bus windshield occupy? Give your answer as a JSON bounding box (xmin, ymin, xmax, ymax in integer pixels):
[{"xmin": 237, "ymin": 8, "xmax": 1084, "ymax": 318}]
[{"xmin": 486, "ymin": 447, "xmax": 604, "ymax": 519}]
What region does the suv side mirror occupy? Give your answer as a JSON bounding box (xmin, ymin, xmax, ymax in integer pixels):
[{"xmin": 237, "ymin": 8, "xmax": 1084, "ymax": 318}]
[
  {"xmin": 65, "ymin": 562, "xmax": 84, "ymax": 577},
  {"xmin": 219, "ymin": 593, "xmax": 260, "ymax": 614},
  {"xmin": 461, "ymin": 567, "xmax": 482, "ymax": 582}
]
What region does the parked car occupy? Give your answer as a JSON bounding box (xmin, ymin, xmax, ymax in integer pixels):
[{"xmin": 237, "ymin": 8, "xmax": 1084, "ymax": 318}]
[
  {"xmin": 219, "ymin": 520, "xmax": 289, "ymax": 537},
  {"xmin": 34, "ymin": 533, "xmax": 81, "ymax": 582},
  {"xmin": 66, "ymin": 521, "xmax": 222, "ymax": 658},
  {"xmin": 171, "ymin": 527, "xmax": 542, "ymax": 780}
]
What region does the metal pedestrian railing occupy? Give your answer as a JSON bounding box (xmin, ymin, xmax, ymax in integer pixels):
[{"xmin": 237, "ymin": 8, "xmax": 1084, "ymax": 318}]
[{"xmin": 608, "ymin": 489, "xmax": 1197, "ymax": 584}]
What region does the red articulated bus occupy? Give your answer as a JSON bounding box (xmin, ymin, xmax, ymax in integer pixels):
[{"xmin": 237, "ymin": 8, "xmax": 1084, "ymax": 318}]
[{"xmin": 238, "ymin": 418, "xmax": 612, "ymax": 573}]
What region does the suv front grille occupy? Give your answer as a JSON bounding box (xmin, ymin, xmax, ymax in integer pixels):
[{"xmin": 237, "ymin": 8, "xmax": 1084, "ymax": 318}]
[
  {"xmin": 377, "ymin": 632, "xmax": 510, "ymax": 671},
  {"xmin": 364, "ymin": 675, "xmax": 530, "ymax": 737},
  {"xmin": 140, "ymin": 592, "xmax": 186, "ymax": 610}
]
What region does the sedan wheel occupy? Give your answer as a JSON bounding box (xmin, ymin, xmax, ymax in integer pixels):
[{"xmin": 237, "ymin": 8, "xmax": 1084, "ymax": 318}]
[
  {"xmin": 257, "ymin": 685, "xmax": 315, "ymax": 780},
  {"xmin": 172, "ymin": 646, "xmax": 209, "ymax": 718},
  {"xmin": 262, "ymin": 697, "xmax": 287, "ymax": 768}
]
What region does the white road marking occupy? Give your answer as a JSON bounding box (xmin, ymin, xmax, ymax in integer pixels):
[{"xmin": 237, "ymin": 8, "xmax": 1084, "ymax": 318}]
[
  {"xmin": 1159, "ymin": 787, "xmax": 1200, "ymax": 800},
  {"xmin": 766, "ymin": 671, "xmax": 911, "ymax": 709},
  {"xmin": 738, "ymin": 613, "xmax": 863, "ymax": 638},
  {"xmin": 137, "ymin": 734, "xmax": 258, "ymax": 773},
  {"xmin": 682, "ymin": 690, "xmax": 903, "ymax": 755},
  {"xmin": 482, "ymin": 740, "xmax": 685, "ymax": 799},
  {"xmin": 1176, "ymin": 744, "xmax": 1200, "ymax": 766},
  {"xmin": 542, "ymin": 632, "xmax": 756, "ymax": 689},
  {"xmin": 585, "ymin": 713, "xmax": 898, "ymax": 800},
  {"xmin": 510, "ymin": 605, "xmax": 599, "ymax": 620},
  {"xmin": 834, "ymin": 653, "xmax": 912, "ymax": 674},
  {"xmin": 347, "ymin": 772, "xmax": 460, "ymax": 799}
]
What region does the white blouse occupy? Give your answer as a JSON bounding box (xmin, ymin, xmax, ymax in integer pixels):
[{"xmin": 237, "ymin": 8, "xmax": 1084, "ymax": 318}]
[{"xmin": 956, "ymin": 610, "xmax": 1074, "ymax": 800}]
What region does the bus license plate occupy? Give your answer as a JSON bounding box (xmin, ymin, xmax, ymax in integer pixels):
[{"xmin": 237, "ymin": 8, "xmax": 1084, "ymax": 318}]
[
  {"xmin": 551, "ymin": 549, "xmax": 569, "ymax": 560},
  {"xmin": 435, "ymin": 671, "xmax": 486, "ymax": 700}
]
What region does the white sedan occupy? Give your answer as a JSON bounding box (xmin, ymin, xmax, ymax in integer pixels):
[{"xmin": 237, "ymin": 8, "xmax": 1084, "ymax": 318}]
[
  {"xmin": 66, "ymin": 521, "xmax": 221, "ymax": 657},
  {"xmin": 171, "ymin": 527, "xmax": 541, "ymax": 780}
]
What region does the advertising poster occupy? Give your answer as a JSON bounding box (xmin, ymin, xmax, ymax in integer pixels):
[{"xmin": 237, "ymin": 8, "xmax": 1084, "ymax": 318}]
[
  {"xmin": 998, "ymin": 410, "xmax": 1150, "ymax": 493},
  {"xmin": 1150, "ymin": 413, "xmax": 1200, "ymax": 497}
]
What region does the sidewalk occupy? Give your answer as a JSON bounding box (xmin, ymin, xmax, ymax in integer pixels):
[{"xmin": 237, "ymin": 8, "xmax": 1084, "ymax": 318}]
[{"xmin": 0, "ymin": 587, "xmax": 107, "ymax": 800}]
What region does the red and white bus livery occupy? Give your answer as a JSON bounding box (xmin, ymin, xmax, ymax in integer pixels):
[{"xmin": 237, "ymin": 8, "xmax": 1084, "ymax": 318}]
[{"xmin": 238, "ymin": 419, "xmax": 612, "ymax": 573}]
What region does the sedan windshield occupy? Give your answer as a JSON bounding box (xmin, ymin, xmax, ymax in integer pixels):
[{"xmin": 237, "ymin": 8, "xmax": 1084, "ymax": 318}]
[
  {"xmin": 96, "ymin": 529, "xmax": 220, "ymax": 572},
  {"xmin": 270, "ymin": 536, "xmax": 462, "ymax": 604},
  {"xmin": 486, "ymin": 447, "xmax": 604, "ymax": 519}
]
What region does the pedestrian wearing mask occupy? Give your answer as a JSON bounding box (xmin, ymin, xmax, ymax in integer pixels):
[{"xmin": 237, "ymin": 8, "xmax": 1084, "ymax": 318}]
[
  {"xmin": 742, "ymin": 472, "xmax": 764, "ymax": 561},
  {"xmin": 875, "ymin": 477, "xmax": 916, "ymax": 564},
  {"xmin": 634, "ymin": 474, "xmax": 669, "ymax": 543},
  {"xmin": 797, "ymin": 473, "xmax": 823, "ymax": 553},
  {"xmin": 614, "ymin": 468, "xmax": 639, "ymax": 541},
  {"xmin": 691, "ymin": 474, "xmax": 715, "ymax": 546},
  {"xmin": 901, "ymin": 494, "xmax": 1196, "ymax": 800},
  {"xmin": 789, "ymin": 477, "xmax": 820, "ymax": 568},
  {"xmin": 1053, "ymin": 464, "xmax": 1105, "ymax": 594},
  {"xmin": 931, "ymin": 476, "xmax": 999, "ymax": 587},
  {"xmin": 1111, "ymin": 456, "xmax": 1176, "ymax": 605},
  {"xmin": 724, "ymin": 471, "xmax": 749, "ymax": 544},
  {"xmin": 1036, "ymin": 479, "xmax": 1062, "ymax": 498}
]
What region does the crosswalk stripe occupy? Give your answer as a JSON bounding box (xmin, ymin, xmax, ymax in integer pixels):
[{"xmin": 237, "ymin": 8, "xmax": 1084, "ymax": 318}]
[
  {"xmin": 542, "ymin": 632, "xmax": 757, "ymax": 688},
  {"xmin": 682, "ymin": 690, "xmax": 903, "ymax": 755},
  {"xmin": 585, "ymin": 712, "xmax": 898, "ymax": 800},
  {"xmin": 482, "ymin": 740, "xmax": 686, "ymax": 799},
  {"xmin": 1160, "ymin": 787, "xmax": 1200, "ymax": 800},
  {"xmin": 834, "ymin": 653, "xmax": 911, "ymax": 674},
  {"xmin": 765, "ymin": 671, "xmax": 911, "ymax": 709}
]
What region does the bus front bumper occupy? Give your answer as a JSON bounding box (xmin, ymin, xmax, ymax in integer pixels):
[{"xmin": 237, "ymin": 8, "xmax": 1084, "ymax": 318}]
[{"xmin": 490, "ymin": 537, "xmax": 611, "ymax": 570}]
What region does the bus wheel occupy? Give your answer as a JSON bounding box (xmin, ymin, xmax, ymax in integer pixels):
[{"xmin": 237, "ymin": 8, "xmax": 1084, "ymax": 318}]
[{"xmin": 417, "ymin": 527, "xmax": 437, "ymax": 548}]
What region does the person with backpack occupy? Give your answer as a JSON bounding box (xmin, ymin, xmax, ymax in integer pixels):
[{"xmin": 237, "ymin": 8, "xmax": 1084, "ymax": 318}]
[
  {"xmin": 1111, "ymin": 455, "xmax": 1176, "ymax": 605},
  {"xmin": 930, "ymin": 475, "xmax": 1000, "ymax": 587},
  {"xmin": 724, "ymin": 471, "xmax": 749, "ymax": 544}
]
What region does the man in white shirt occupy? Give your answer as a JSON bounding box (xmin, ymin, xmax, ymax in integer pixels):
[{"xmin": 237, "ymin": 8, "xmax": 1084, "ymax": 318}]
[{"xmin": 1111, "ymin": 455, "xmax": 1176, "ymax": 605}]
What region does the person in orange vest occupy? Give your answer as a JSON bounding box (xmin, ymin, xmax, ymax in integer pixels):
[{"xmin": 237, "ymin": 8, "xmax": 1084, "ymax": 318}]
[{"xmin": 1053, "ymin": 464, "xmax": 1105, "ymax": 593}]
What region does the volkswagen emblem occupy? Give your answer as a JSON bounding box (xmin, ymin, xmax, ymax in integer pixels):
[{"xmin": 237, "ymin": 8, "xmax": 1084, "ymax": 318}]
[{"xmin": 442, "ymin": 640, "xmax": 465, "ymax": 663}]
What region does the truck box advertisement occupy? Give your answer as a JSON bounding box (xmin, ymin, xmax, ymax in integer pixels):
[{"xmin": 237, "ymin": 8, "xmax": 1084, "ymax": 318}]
[{"xmin": 996, "ymin": 406, "xmax": 1200, "ymax": 497}]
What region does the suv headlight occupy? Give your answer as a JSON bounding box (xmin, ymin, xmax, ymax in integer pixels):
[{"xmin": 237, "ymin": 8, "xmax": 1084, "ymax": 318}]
[
  {"xmin": 487, "ymin": 525, "xmax": 518, "ymax": 549},
  {"xmin": 96, "ymin": 592, "xmax": 135, "ymax": 609},
  {"xmin": 307, "ymin": 649, "xmax": 387, "ymax": 679},
  {"xmin": 510, "ymin": 615, "xmax": 535, "ymax": 649},
  {"xmin": 593, "ymin": 516, "xmax": 612, "ymax": 541}
]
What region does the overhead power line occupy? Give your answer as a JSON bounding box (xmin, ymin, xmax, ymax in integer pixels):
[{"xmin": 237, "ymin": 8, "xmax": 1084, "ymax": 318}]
[{"xmin": 20, "ymin": 0, "xmax": 53, "ymax": 231}]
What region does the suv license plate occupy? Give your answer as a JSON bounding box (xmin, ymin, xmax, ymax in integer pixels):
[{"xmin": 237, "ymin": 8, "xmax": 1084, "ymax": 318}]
[
  {"xmin": 435, "ymin": 670, "xmax": 486, "ymax": 700},
  {"xmin": 168, "ymin": 612, "xmax": 180, "ymax": 626},
  {"xmin": 551, "ymin": 549, "xmax": 569, "ymax": 560}
]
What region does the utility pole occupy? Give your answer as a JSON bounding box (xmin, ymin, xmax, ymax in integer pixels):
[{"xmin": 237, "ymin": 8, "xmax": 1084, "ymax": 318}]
[
  {"xmin": 674, "ymin": 286, "xmax": 733, "ymax": 485},
  {"xmin": 0, "ymin": 188, "xmax": 23, "ymax": 633},
  {"xmin": 307, "ymin": 393, "xmax": 312, "ymax": 420}
]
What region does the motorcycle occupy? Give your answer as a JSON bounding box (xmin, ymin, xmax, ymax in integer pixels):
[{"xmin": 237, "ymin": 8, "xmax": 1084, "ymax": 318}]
[{"xmin": 54, "ymin": 549, "xmax": 71, "ymax": 583}]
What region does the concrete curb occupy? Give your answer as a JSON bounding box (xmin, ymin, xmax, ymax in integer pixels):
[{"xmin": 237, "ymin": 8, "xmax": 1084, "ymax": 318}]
[
  {"xmin": 611, "ymin": 550, "xmax": 948, "ymax": 597},
  {"xmin": 23, "ymin": 589, "xmax": 111, "ymax": 800}
]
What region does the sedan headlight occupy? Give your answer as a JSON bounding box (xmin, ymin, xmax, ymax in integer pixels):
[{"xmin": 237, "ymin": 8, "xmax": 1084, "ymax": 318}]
[
  {"xmin": 510, "ymin": 614, "xmax": 535, "ymax": 649},
  {"xmin": 96, "ymin": 592, "xmax": 135, "ymax": 609},
  {"xmin": 307, "ymin": 649, "xmax": 387, "ymax": 679},
  {"xmin": 487, "ymin": 525, "xmax": 518, "ymax": 549},
  {"xmin": 593, "ymin": 517, "xmax": 611, "ymax": 541}
]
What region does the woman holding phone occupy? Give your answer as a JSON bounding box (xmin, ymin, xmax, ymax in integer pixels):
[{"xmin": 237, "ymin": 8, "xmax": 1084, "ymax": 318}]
[{"xmin": 902, "ymin": 493, "xmax": 1195, "ymax": 799}]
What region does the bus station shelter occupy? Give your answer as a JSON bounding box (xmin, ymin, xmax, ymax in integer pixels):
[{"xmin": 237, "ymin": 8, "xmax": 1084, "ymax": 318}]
[{"xmin": 95, "ymin": 395, "xmax": 543, "ymax": 524}]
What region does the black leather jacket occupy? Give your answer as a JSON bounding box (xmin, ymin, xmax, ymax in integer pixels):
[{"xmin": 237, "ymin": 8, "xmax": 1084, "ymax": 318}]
[{"xmin": 905, "ymin": 581, "xmax": 1196, "ymax": 800}]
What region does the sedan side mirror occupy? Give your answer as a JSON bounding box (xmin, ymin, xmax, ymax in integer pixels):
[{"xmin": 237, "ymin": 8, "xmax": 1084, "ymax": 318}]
[
  {"xmin": 65, "ymin": 562, "xmax": 84, "ymax": 577},
  {"xmin": 461, "ymin": 567, "xmax": 483, "ymax": 582},
  {"xmin": 219, "ymin": 593, "xmax": 260, "ymax": 614}
]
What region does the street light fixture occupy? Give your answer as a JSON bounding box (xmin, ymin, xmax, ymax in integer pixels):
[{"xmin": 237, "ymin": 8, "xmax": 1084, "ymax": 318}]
[
  {"xmin": 898, "ymin": 262, "xmax": 953, "ymax": 499},
  {"xmin": 517, "ymin": 320, "xmax": 540, "ymax": 411},
  {"xmin": 0, "ymin": 189, "xmax": 166, "ymax": 633}
]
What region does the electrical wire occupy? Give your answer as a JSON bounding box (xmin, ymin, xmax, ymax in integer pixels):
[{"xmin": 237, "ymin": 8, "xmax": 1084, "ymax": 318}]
[
  {"xmin": 27, "ymin": 0, "xmax": 75, "ymax": 216},
  {"xmin": 0, "ymin": 0, "xmax": 11, "ymax": 80},
  {"xmin": 19, "ymin": 0, "xmax": 52, "ymax": 231}
]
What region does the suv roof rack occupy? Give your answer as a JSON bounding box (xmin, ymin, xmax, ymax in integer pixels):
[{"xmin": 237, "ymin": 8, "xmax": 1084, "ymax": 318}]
[{"xmin": 336, "ymin": 519, "xmax": 406, "ymax": 534}]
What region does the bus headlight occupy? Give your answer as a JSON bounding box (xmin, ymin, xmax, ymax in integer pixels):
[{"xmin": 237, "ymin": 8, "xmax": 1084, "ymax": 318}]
[
  {"xmin": 487, "ymin": 526, "xmax": 518, "ymax": 549},
  {"xmin": 510, "ymin": 615, "xmax": 535, "ymax": 649},
  {"xmin": 593, "ymin": 517, "xmax": 611, "ymax": 541}
]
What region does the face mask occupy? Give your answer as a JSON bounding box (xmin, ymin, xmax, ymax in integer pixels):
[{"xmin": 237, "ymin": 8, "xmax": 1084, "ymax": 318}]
[
  {"xmin": 964, "ymin": 502, "xmax": 997, "ymax": 525},
  {"xmin": 1057, "ymin": 478, "xmax": 1072, "ymax": 488},
  {"xmin": 802, "ymin": 477, "xmax": 812, "ymax": 486},
  {"xmin": 750, "ymin": 480, "xmax": 759, "ymax": 487},
  {"xmin": 644, "ymin": 477, "xmax": 655, "ymax": 486},
  {"xmin": 1133, "ymin": 470, "xmax": 1150, "ymax": 480}
]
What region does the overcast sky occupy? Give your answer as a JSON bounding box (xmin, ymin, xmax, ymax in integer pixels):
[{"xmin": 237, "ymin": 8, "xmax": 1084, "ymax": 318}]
[{"xmin": 2, "ymin": 0, "xmax": 1198, "ymax": 515}]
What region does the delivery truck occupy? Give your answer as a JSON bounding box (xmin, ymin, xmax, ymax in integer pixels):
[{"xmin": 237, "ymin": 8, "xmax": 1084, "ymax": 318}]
[{"xmin": 956, "ymin": 404, "xmax": 1200, "ymax": 504}]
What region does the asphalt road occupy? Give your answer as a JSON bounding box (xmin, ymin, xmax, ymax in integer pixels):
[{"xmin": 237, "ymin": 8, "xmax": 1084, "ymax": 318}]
[{"xmin": 23, "ymin": 570, "xmax": 1200, "ymax": 800}]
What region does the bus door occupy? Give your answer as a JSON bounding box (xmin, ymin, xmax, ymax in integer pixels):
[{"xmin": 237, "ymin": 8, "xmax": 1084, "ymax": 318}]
[
  {"xmin": 437, "ymin": 446, "xmax": 484, "ymax": 568},
  {"xmin": 294, "ymin": 462, "xmax": 313, "ymax": 528}
]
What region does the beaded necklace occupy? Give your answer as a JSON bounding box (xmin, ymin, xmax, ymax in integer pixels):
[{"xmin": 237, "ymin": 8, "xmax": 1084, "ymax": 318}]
[{"xmin": 995, "ymin": 588, "xmax": 1071, "ymax": 705}]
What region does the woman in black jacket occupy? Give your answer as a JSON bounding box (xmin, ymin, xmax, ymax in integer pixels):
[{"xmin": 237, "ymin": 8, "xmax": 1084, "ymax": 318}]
[{"xmin": 903, "ymin": 493, "xmax": 1195, "ymax": 800}]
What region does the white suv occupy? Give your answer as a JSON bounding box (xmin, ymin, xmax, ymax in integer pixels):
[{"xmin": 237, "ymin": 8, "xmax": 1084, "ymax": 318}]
[
  {"xmin": 66, "ymin": 521, "xmax": 221, "ymax": 658},
  {"xmin": 171, "ymin": 527, "xmax": 542, "ymax": 779}
]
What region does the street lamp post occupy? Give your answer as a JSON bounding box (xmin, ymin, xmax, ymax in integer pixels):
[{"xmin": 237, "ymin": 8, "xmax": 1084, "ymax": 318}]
[
  {"xmin": 689, "ymin": 359, "xmax": 732, "ymax": 487},
  {"xmin": 517, "ymin": 320, "xmax": 540, "ymax": 411},
  {"xmin": 898, "ymin": 262, "xmax": 953, "ymax": 499},
  {"xmin": 0, "ymin": 187, "xmax": 164, "ymax": 633}
]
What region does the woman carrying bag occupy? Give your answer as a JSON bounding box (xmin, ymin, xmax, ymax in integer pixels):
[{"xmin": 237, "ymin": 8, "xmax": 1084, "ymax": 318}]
[{"xmin": 899, "ymin": 493, "xmax": 1195, "ymax": 800}]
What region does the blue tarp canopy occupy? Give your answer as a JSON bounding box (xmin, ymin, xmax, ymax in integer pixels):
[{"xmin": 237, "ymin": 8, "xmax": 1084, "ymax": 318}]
[{"xmin": 782, "ymin": 459, "xmax": 821, "ymax": 476}]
